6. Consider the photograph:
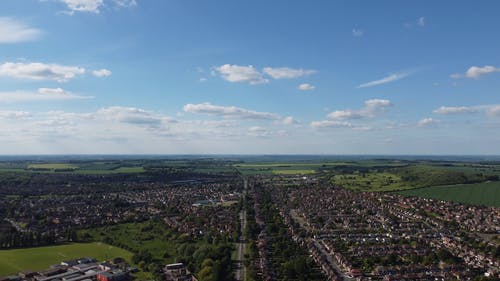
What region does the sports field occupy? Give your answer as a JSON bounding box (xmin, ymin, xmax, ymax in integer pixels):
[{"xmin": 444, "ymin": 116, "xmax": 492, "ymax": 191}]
[
  {"xmin": 396, "ymin": 181, "xmax": 500, "ymax": 207},
  {"xmin": 0, "ymin": 242, "xmax": 132, "ymax": 276}
]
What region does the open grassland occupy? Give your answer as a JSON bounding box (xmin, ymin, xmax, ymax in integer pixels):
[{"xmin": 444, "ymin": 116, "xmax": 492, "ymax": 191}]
[
  {"xmin": 332, "ymin": 172, "xmax": 407, "ymax": 191},
  {"xmin": 0, "ymin": 242, "xmax": 132, "ymax": 276},
  {"xmin": 396, "ymin": 181, "xmax": 500, "ymax": 207}
]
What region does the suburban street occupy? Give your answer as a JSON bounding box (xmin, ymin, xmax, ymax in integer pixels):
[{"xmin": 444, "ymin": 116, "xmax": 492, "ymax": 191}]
[{"xmin": 235, "ymin": 178, "xmax": 248, "ymax": 281}]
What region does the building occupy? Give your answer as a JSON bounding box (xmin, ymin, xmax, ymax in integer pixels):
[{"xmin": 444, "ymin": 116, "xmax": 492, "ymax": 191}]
[{"xmin": 163, "ymin": 263, "xmax": 196, "ymax": 281}]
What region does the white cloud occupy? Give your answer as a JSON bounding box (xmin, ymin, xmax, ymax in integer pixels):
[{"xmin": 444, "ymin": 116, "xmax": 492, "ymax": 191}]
[
  {"xmin": 327, "ymin": 110, "xmax": 365, "ymax": 120},
  {"xmin": 0, "ymin": 18, "xmax": 42, "ymax": 44},
  {"xmin": 310, "ymin": 120, "xmax": 352, "ymax": 129},
  {"xmin": 92, "ymin": 68, "xmax": 112, "ymax": 77},
  {"xmin": 96, "ymin": 106, "xmax": 167, "ymax": 127},
  {"xmin": 0, "ymin": 88, "xmax": 92, "ymax": 103},
  {"xmin": 0, "ymin": 62, "xmax": 85, "ymax": 82},
  {"xmin": 214, "ymin": 64, "xmax": 268, "ymax": 85},
  {"xmin": 0, "ymin": 111, "xmax": 31, "ymax": 119},
  {"xmin": 417, "ymin": 17, "xmax": 425, "ymax": 27},
  {"xmin": 282, "ymin": 116, "xmax": 299, "ymax": 125},
  {"xmin": 183, "ymin": 103, "xmax": 280, "ymax": 120},
  {"xmin": 433, "ymin": 106, "xmax": 478, "ymax": 115},
  {"xmin": 357, "ymin": 72, "xmax": 409, "ymax": 88},
  {"xmin": 112, "ymin": 0, "xmax": 137, "ymax": 7},
  {"xmin": 298, "ymin": 83, "xmax": 315, "ymax": 91},
  {"xmin": 262, "ymin": 67, "xmax": 316, "ymax": 79},
  {"xmin": 58, "ymin": 0, "xmax": 104, "ymax": 13},
  {"xmin": 405, "ymin": 17, "xmax": 426, "ymax": 28},
  {"xmin": 248, "ymin": 126, "xmax": 270, "ymax": 137},
  {"xmin": 213, "ymin": 64, "xmax": 317, "ymax": 84},
  {"xmin": 487, "ymin": 105, "xmax": 500, "ymax": 117},
  {"xmin": 327, "ymin": 99, "xmax": 393, "ymax": 120},
  {"xmin": 352, "ymin": 28, "xmax": 364, "ymax": 37},
  {"xmin": 417, "ymin": 117, "xmax": 438, "ymax": 127},
  {"xmin": 451, "ymin": 65, "xmax": 500, "ymax": 79},
  {"xmin": 54, "ymin": 0, "xmax": 136, "ymax": 14}
]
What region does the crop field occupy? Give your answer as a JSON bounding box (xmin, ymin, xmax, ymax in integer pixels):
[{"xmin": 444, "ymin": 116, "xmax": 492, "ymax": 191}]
[
  {"xmin": 0, "ymin": 242, "xmax": 132, "ymax": 276},
  {"xmin": 396, "ymin": 181, "xmax": 500, "ymax": 207}
]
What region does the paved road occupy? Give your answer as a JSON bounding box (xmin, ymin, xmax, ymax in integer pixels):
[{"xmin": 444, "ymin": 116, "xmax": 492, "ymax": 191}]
[{"xmin": 235, "ymin": 178, "xmax": 248, "ymax": 281}]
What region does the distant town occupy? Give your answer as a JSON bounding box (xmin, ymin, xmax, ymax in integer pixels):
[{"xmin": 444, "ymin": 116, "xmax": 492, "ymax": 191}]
[{"xmin": 0, "ymin": 157, "xmax": 498, "ymax": 281}]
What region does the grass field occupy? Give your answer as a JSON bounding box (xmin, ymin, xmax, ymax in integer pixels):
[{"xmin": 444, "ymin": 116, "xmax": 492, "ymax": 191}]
[
  {"xmin": 27, "ymin": 163, "xmax": 78, "ymax": 170},
  {"xmin": 332, "ymin": 172, "xmax": 408, "ymax": 191},
  {"xmin": 0, "ymin": 242, "xmax": 132, "ymax": 276},
  {"xmin": 78, "ymin": 222, "xmax": 180, "ymax": 264},
  {"xmin": 396, "ymin": 181, "xmax": 500, "ymax": 207},
  {"xmin": 272, "ymin": 169, "xmax": 315, "ymax": 175},
  {"xmin": 235, "ymin": 162, "xmax": 333, "ymax": 175}
]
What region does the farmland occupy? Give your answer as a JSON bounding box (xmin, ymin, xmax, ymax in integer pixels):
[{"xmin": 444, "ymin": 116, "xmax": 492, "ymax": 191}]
[
  {"xmin": 396, "ymin": 181, "xmax": 500, "ymax": 207},
  {"xmin": 0, "ymin": 242, "xmax": 132, "ymax": 276},
  {"xmin": 330, "ymin": 163, "xmax": 500, "ymax": 192}
]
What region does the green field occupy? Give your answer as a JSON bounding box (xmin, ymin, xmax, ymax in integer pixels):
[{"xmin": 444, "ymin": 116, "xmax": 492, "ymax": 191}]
[
  {"xmin": 0, "ymin": 242, "xmax": 132, "ymax": 276},
  {"xmin": 332, "ymin": 172, "xmax": 407, "ymax": 191},
  {"xmin": 396, "ymin": 181, "xmax": 500, "ymax": 207},
  {"xmin": 272, "ymin": 169, "xmax": 315, "ymax": 175},
  {"xmin": 27, "ymin": 163, "xmax": 78, "ymax": 170},
  {"xmin": 78, "ymin": 222, "xmax": 180, "ymax": 264},
  {"xmin": 235, "ymin": 162, "xmax": 336, "ymax": 175}
]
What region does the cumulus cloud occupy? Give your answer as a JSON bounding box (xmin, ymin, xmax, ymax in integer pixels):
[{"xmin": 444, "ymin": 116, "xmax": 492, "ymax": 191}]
[
  {"xmin": 327, "ymin": 99, "xmax": 393, "ymax": 120},
  {"xmin": 0, "ymin": 88, "xmax": 92, "ymax": 103},
  {"xmin": 0, "ymin": 17, "xmax": 42, "ymax": 44},
  {"xmin": 92, "ymin": 69, "xmax": 112, "ymax": 77},
  {"xmin": 358, "ymin": 73, "xmax": 409, "ymax": 88},
  {"xmin": 213, "ymin": 64, "xmax": 317, "ymax": 84},
  {"xmin": 58, "ymin": 0, "xmax": 104, "ymax": 13},
  {"xmin": 451, "ymin": 65, "xmax": 500, "ymax": 79},
  {"xmin": 310, "ymin": 120, "xmax": 352, "ymax": 129},
  {"xmin": 433, "ymin": 106, "xmax": 479, "ymax": 115},
  {"xmin": 0, "ymin": 111, "xmax": 31, "ymax": 119},
  {"xmin": 0, "ymin": 62, "xmax": 85, "ymax": 82},
  {"xmin": 298, "ymin": 83, "xmax": 315, "ymax": 91},
  {"xmin": 213, "ymin": 64, "xmax": 268, "ymax": 85},
  {"xmin": 183, "ymin": 103, "xmax": 280, "ymax": 120},
  {"xmin": 54, "ymin": 0, "xmax": 136, "ymax": 14},
  {"xmin": 262, "ymin": 67, "xmax": 316, "ymax": 79},
  {"xmin": 282, "ymin": 116, "xmax": 300, "ymax": 125},
  {"xmin": 96, "ymin": 106, "xmax": 167, "ymax": 127},
  {"xmin": 311, "ymin": 99, "xmax": 392, "ymax": 130},
  {"xmin": 417, "ymin": 117, "xmax": 438, "ymax": 127}
]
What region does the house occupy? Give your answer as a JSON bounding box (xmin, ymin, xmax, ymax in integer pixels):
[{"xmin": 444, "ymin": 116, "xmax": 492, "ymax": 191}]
[{"xmin": 163, "ymin": 263, "xmax": 196, "ymax": 281}]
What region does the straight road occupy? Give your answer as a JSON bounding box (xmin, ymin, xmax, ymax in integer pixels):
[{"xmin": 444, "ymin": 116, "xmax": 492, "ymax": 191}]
[{"xmin": 235, "ymin": 178, "xmax": 248, "ymax": 281}]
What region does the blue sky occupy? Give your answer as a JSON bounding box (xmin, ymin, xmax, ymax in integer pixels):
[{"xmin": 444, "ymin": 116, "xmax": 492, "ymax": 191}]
[{"xmin": 0, "ymin": 0, "xmax": 499, "ymax": 154}]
